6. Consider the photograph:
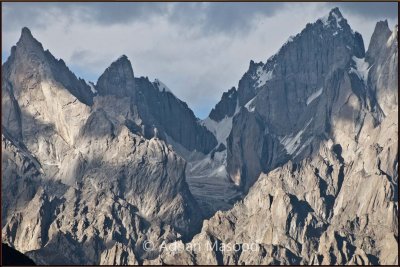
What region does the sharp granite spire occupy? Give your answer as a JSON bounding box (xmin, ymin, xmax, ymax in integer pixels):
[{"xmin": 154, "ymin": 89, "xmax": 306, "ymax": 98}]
[{"xmin": 96, "ymin": 54, "xmax": 135, "ymax": 97}]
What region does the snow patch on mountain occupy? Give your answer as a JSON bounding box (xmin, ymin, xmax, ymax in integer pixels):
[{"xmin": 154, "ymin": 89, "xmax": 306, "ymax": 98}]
[
  {"xmin": 386, "ymin": 25, "xmax": 398, "ymax": 47},
  {"xmin": 201, "ymin": 98, "xmax": 239, "ymax": 145},
  {"xmin": 350, "ymin": 56, "xmax": 370, "ymax": 84},
  {"xmin": 293, "ymin": 137, "xmax": 314, "ymax": 158},
  {"xmin": 306, "ymin": 88, "xmax": 323, "ymax": 105},
  {"xmin": 202, "ymin": 116, "xmax": 233, "ymax": 145},
  {"xmin": 320, "ymin": 15, "xmax": 330, "ymax": 27},
  {"xmin": 331, "ymin": 11, "xmax": 343, "ymax": 28},
  {"xmin": 228, "ymin": 90, "xmax": 235, "ymax": 98},
  {"xmin": 154, "ymin": 79, "xmax": 173, "ymax": 94},
  {"xmin": 189, "ymin": 151, "xmax": 227, "ymax": 178},
  {"xmin": 87, "ymin": 81, "xmax": 97, "ymax": 94},
  {"xmin": 253, "ymin": 66, "xmax": 273, "ymax": 88},
  {"xmin": 320, "ymin": 8, "xmax": 343, "ymax": 29},
  {"xmin": 279, "ymin": 118, "xmax": 313, "ymax": 155},
  {"xmin": 284, "ymin": 35, "xmax": 295, "ymax": 45},
  {"xmin": 245, "ymin": 97, "xmax": 256, "ymax": 112}
]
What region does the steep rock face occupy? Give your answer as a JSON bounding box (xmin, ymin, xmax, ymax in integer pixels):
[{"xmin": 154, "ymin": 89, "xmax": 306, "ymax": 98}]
[
  {"xmin": 91, "ymin": 60, "xmax": 219, "ymax": 222},
  {"xmin": 3, "ymin": 27, "xmax": 93, "ymax": 107},
  {"xmin": 154, "ymin": 8, "xmax": 398, "ymax": 265},
  {"xmin": 209, "ymin": 87, "xmax": 238, "ymax": 122},
  {"xmin": 366, "ymin": 21, "xmax": 398, "ymax": 116},
  {"xmin": 134, "ymin": 77, "xmax": 217, "ymax": 154},
  {"xmin": 1, "ymin": 129, "xmax": 43, "ymax": 225},
  {"xmin": 2, "ymin": 124, "xmax": 201, "ymax": 264},
  {"xmin": 158, "ymin": 104, "xmax": 398, "ymax": 264},
  {"xmin": 96, "ymin": 55, "xmax": 136, "ymax": 97},
  {"xmin": 76, "ymin": 97, "xmax": 203, "ymax": 236},
  {"xmin": 1, "ymin": 28, "xmax": 93, "ymax": 159},
  {"xmin": 94, "ymin": 59, "xmax": 217, "ymax": 154},
  {"xmin": 224, "ymin": 8, "xmax": 378, "ymax": 192},
  {"xmin": 2, "ymin": 136, "xmax": 192, "ymax": 264},
  {"xmin": 2, "ymin": 28, "xmax": 202, "ymax": 264}
]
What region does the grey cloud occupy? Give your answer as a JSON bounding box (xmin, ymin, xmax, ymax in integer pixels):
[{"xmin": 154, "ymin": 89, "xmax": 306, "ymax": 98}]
[
  {"xmin": 331, "ymin": 2, "xmax": 397, "ymax": 19},
  {"xmin": 2, "ymin": 3, "xmax": 56, "ymax": 31},
  {"xmin": 204, "ymin": 2, "xmax": 284, "ymax": 32},
  {"xmin": 3, "ymin": 2, "xmax": 286, "ymax": 35},
  {"xmin": 168, "ymin": 2, "xmax": 285, "ymax": 34},
  {"xmin": 70, "ymin": 49, "xmax": 91, "ymax": 63},
  {"xmin": 4, "ymin": 2, "xmax": 396, "ymax": 37},
  {"xmin": 3, "ymin": 2, "xmax": 397, "ymax": 35},
  {"xmin": 2, "ymin": 2, "xmax": 168, "ymax": 32},
  {"xmin": 79, "ymin": 2, "xmax": 168, "ymax": 25}
]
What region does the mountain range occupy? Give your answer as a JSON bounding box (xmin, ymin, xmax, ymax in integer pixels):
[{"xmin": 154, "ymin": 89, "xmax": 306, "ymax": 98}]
[{"xmin": 1, "ymin": 7, "xmax": 398, "ymax": 265}]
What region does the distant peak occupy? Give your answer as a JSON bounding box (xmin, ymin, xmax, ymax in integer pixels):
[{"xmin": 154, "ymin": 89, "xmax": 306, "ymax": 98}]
[
  {"xmin": 96, "ymin": 55, "xmax": 135, "ymax": 97},
  {"xmin": 224, "ymin": 87, "xmax": 237, "ymax": 99},
  {"xmin": 365, "ymin": 20, "xmax": 393, "ymax": 63},
  {"xmin": 319, "ymin": 7, "xmax": 347, "ymax": 29},
  {"xmin": 221, "ymin": 87, "xmax": 237, "ymax": 100},
  {"xmin": 329, "ymin": 7, "xmax": 343, "ymax": 18},
  {"xmin": 374, "ymin": 20, "xmax": 390, "ymax": 32},
  {"xmin": 19, "ymin": 27, "xmax": 36, "ymax": 43},
  {"xmin": 249, "ymin": 60, "xmax": 263, "ymax": 70},
  {"xmin": 227, "ymin": 87, "xmax": 237, "ymax": 93},
  {"xmin": 21, "ymin": 27, "xmax": 32, "ymax": 37},
  {"xmin": 16, "ymin": 26, "xmax": 44, "ymax": 52},
  {"xmin": 111, "ymin": 54, "xmax": 131, "ymax": 66},
  {"xmin": 370, "ymin": 20, "xmax": 392, "ymax": 41},
  {"xmin": 117, "ymin": 54, "xmax": 128, "ymax": 61},
  {"xmin": 108, "ymin": 55, "xmax": 133, "ymax": 71}
]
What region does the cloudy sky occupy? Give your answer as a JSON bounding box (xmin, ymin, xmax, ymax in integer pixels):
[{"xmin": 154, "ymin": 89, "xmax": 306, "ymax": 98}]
[{"xmin": 2, "ymin": 2, "xmax": 398, "ymax": 118}]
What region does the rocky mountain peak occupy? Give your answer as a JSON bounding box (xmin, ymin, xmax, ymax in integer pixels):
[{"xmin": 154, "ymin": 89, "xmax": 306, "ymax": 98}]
[
  {"xmin": 11, "ymin": 27, "xmax": 44, "ymax": 59},
  {"xmin": 226, "ymin": 86, "xmax": 237, "ymax": 97},
  {"xmin": 96, "ymin": 55, "xmax": 135, "ymax": 97},
  {"xmin": 3, "ymin": 27, "xmax": 94, "ymax": 106},
  {"xmin": 248, "ymin": 59, "xmax": 263, "ymax": 70},
  {"xmin": 15, "ymin": 27, "xmax": 44, "ymax": 54},
  {"xmin": 328, "ymin": 7, "xmax": 343, "ymax": 20},
  {"xmin": 371, "ymin": 20, "xmax": 392, "ymax": 43},
  {"xmin": 365, "ymin": 21, "xmax": 398, "ymax": 116},
  {"xmin": 110, "ymin": 54, "xmax": 134, "ymax": 74},
  {"xmin": 224, "ymin": 7, "xmax": 369, "ymax": 192},
  {"xmin": 318, "ymin": 7, "xmax": 347, "ymax": 30},
  {"xmin": 234, "ymin": 7, "xmax": 365, "ymax": 108},
  {"xmin": 20, "ymin": 27, "xmax": 33, "ymax": 39},
  {"xmin": 366, "ymin": 20, "xmax": 393, "ymax": 64},
  {"xmin": 330, "ymin": 7, "xmax": 342, "ymax": 16},
  {"xmin": 374, "ymin": 19, "xmax": 390, "ymax": 32},
  {"xmin": 115, "ymin": 54, "xmax": 130, "ymax": 65},
  {"xmin": 208, "ymin": 87, "xmax": 238, "ymax": 122},
  {"xmin": 315, "ymin": 7, "xmax": 364, "ymax": 49}
]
